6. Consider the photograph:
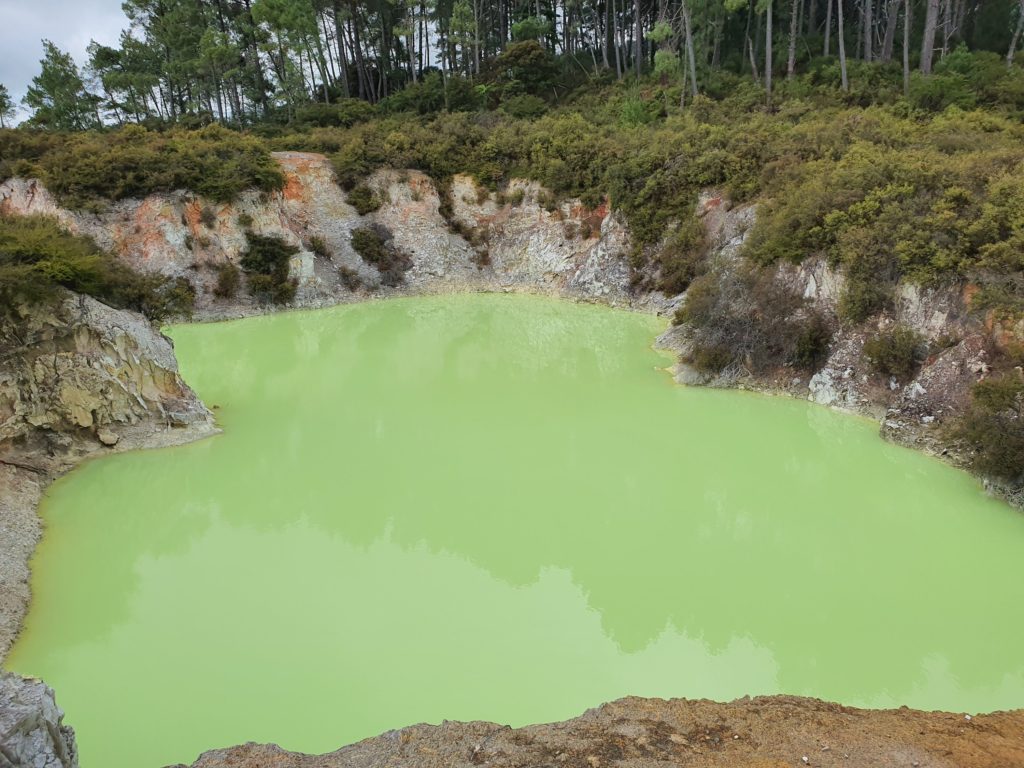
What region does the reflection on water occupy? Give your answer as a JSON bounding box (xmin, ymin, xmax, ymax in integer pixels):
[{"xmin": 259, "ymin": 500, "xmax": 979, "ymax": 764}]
[{"xmin": 7, "ymin": 294, "xmax": 1024, "ymax": 767}]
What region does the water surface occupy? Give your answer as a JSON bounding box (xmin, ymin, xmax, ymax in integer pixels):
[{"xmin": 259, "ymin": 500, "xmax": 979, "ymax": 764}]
[{"xmin": 8, "ymin": 294, "xmax": 1024, "ymax": 767}]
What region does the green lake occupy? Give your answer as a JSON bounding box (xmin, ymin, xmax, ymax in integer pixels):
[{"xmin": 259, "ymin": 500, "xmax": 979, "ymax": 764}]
[{"xmin": 7, "ymin": 294, "xmax": 1024, "ymax": 767}]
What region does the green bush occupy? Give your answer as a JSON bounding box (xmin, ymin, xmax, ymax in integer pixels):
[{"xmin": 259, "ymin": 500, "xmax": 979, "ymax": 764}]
[
  {"xmin": 199, "ymin": 206, "xmax": 217, "ymax": 228},
  {"xmin": 338, "ymin": 266, "xmax": 362, "ymax": 291},
  {"xmin": 239, "ymin": 233, "xmax": 298, "ymax": 304},
  {"xmin": 308, "ymin": 235, "xmax": 330, "ymax": 258},
  {"xmin": 954, "ymin": 376, "xmax": 1024, "ymax": 482},
  {"xmin": 863, "ymin": 326, "xmax": 925, "ymax": 381},
  {"xmin": 675, "ymin": 264, "xmax": 832, "ymax": 374},
  {"xmin": 0, "ymin": 214, "xmax": 193, "ymax": 321},
  {"xmin": 347, "ymin": 185, "xmax": 381, "ymax": 215},
  {"xmin": 350, "ymin": 226, "xmax": 412, "ymax": 287},
  {"xmin": 499, "ymin": 94, "xmax": 548, "ymax": 119},
  {"xmin": 0, "ymin": 124, "xmax": 283, "ymax": 209},
  {"xmin": 213, "ymin": 262, "xmax": 241, "ymax": 298},
  {"xmin": 293, "ymin": 99, "xmax": 377, "ymax": 128}
]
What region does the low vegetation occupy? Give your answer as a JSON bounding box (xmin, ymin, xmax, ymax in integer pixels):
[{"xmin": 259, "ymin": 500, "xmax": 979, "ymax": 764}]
[
  {"xmin": 0, "ymin": 124, "xmax": 283, "ymax": 211},
  {"xmin": 0, "ymin": 214, "xmax": 193, "ymax": 322},
  {"xmin": 675, "ymin": 263, "xmax": 831, "ymax": 375},
  {"xmin": 212, "ymin": 262, "xmax": 241, "ymax": 299},
  {"xmin": 954, "ymin": 375, "xmax": 1024, "ymax": 483},
  {"xmin": 863, "ymin": 326, "xmax": 926, "ymax": 381},
  {"xmin": 350, "ymin": 226, "xmax": 412, "ymax": 287},
  {"xmin": 346, "ymin": 185, "xmax": 381, "ymax": 215},
  {"xmin": 239, "ymin": 233, "xmax": 298, "ymax": 304}
]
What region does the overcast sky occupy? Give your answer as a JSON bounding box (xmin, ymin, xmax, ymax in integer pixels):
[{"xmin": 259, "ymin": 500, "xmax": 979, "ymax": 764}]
[{"xmin": 1, "ymin": 0, "xmax": 128, "ymax": 116}]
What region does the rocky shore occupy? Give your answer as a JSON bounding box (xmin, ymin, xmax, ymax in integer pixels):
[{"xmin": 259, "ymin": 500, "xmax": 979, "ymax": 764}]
[
  {"xmin": 0, "ymin": 295, "xmax": 215, "ymax": 660},
  {"xmin": 181, "ymin": 695, "xmax": 1024, "ymax": 768}
]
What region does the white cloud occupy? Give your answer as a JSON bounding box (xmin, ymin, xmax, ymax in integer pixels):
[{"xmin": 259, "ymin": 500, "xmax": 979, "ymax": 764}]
[{"xmin": 0, "ymin": 0, "xmax": 128, "ymax": 119}]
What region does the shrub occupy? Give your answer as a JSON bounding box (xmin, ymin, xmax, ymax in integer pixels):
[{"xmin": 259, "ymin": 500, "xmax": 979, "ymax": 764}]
[
  {"xmin": 199, "ymin": 206, "xmax": 217, "ymax": 228},
  {"xmin": 1, "ymin": 124, "xmax": 284, "ymax": 209},
  {"xmin": 675, "ymin": 264, "xmax": 831, "ymax": 374},
  {"xmin": 793, "ymin": 313, "xmax": 834, "ymax": 370},
  {"xmin": 338, "ymin": 266, "xmax": 362, "ymax": 291},
  {"xmin": 839, "ymin": 281, "xmax": 892, "ymax": 324},
  {"xmin": 237, "ymin": 213, "xmax": 254, "ymax": 229},
  {"xmin": 350, "ymin": 226, "xmax": 412, "ymax": 287},
  {"xmin": 308, "ymin": 235, "xmax": 330, "ymax": 258},
  {"xmin": 0, "ymin": 214, "xmax": 193, "ymax": 321},
  {"xmin": 500, "ymin": 94, "xmax": 548, "ymax": 119},
  {"xmin": 293, "ymin": 99, "xmax": 377, "ymax": 128},
  {"xmin": 239, "ymin": 233, "xmax": 298, "ymax": 304},
  {"xmin": 953, "ymin": 376, "xmax": 1024, "ymax": 482},
  {"xmin": 347, "ymin": 185, "xmax": 381, "ymax": 215},
  {"xmin": 863, "ymin": 325, "xmax": 925, "ymax": 381},
  {"xmin": 213, "ymin": 262, "xmax": 241, "ymax": 298},
  {"xmin": 645, "ymin": 216, "xmax": 708, "ymax": 295}
]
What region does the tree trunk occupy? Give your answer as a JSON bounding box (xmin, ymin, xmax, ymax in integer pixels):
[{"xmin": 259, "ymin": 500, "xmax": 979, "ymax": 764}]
[
  {"xmin": 682, "ymin": 0, "xmax": 699, "ymax": 94},
  {"xmin": 612, "ymin": 0, "xmax": 623, "ymax": 77},
  {"xmin": 788, "ymin": 0, "xmax": 802, "ymax": 77},
  {"xmin": 824, "ymin": 0, "xmax": 833, "ymax": 55},
  {"xmin": 634, "ymin": 0, "xmax": 643, "ymax": 77},
  {"xmin": 748, "ymin": 34, "xmax": 761, "ymax": 80},
  {"xmin": 940, "ymin": 0, "xmax": 951, "ymax": 57},
  {"xmin": 863, "ymin": 0, "xmax": 873, "ymax": 60},
  {"xmin": 332, "ymin": 0, "xmax": 352, "ymax": 98},
  {"xmin": 880, "ymin": 0, "xmax": 899, "ymax": 61},
  {"xmin": 1009, "ymin": 0, "xmax": 1024, "ymax": 68},
  {"xmin": 766, "ymin": 0, "xmax": 773, "ymax": 106},
  {"xmin": 903, "ymin": 0, "xmax": 911, "ymax": 92},
  {"xmin": 920, "ymin": 0, "xmax": 940, "ymax": 73},
  {"xmin": 837, "ymin": 0, "xmax": 849, "ymax": 89}
]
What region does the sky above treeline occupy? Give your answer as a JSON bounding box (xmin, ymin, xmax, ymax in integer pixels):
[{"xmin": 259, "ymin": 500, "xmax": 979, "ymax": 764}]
[{"xmin": 0, "ymin": 0, "xmax": 128, "ymax": 115}]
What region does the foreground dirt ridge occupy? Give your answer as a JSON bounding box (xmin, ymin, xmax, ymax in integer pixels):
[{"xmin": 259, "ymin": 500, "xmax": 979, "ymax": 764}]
[{"xmin": 179, "ymin": 695, "xmax": 1024, "ymax": 768}]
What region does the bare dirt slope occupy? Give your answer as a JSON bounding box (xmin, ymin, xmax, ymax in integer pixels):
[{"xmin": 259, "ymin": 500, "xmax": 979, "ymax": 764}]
[{"xmin": 182, "ymin": 695, "xmax": 1024, "ymax": 768}]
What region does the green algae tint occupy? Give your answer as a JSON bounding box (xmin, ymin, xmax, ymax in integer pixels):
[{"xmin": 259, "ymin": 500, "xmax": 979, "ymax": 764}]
[{"xmin": 7, "ymin": 294, "xmax": 1024, "ymax": 767}]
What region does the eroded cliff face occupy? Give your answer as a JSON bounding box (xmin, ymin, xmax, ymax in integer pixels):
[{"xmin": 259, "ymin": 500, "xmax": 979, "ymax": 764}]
[
  {"xmin": 0, "ymin": 153, "xmax": 645, "ymax": 319},
  {"xmin": 0, "ymin": 672, "xmax": 78, "ymax": 768},
  {"xmin": 653, "ymin": 192, "xmax": 1023, "ymax": 507},
  {"xmin": 0, "ymin": 295, "xmax": 215, "ymax": 660}
]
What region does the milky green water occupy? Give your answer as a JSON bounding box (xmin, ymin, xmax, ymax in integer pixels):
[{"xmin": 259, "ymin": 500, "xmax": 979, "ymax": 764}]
[{"xmin": 7, "ymin": 294, "xmax": 1024, "ymax": 767}]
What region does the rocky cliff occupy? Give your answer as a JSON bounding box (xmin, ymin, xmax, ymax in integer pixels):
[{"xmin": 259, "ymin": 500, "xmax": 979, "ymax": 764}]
[
  {"xmin": 0, "ymin": 294, "xmax": 215, "ymax": 660},
  {"xmin": 0, "ymin": 153, "xmax": 644, "ymax": 319},
  {"xmin": 0, "ymin": 672, "xmax": 77, "ymax": 768}
]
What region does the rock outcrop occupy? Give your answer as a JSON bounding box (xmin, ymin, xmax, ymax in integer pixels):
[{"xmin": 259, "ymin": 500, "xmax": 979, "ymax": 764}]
[
  {"xmin": 0, "ymin": 155, "xmax": 645, "ymax": 319},
  {"xmin": 0, "ymin": 294, "xmax": 215, "ymax": 660},
  {"xmin": 181, "ymin": 695, "xmax": 1024, "ymax": 768},
  {"xmin": 0, "ymin": 672, "xmax": 78, "ymax": 768}
]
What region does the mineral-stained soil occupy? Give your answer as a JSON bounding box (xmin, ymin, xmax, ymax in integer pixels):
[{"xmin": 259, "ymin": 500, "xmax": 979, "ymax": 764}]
[{"xmin": 181, "ymin": 695, "xmax": 1024, "ymax": 768}]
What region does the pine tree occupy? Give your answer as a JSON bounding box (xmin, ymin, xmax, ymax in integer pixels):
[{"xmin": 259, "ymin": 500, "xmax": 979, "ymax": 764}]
[{"xmin": 24, "ymin": 41, "xmax": 99, "ymax": 130}]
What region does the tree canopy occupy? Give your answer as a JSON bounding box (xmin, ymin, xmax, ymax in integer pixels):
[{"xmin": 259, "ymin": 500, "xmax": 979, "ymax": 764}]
[{"xmin": 2, "ymin": 0, "xmax": 1021, "ymax": 126}]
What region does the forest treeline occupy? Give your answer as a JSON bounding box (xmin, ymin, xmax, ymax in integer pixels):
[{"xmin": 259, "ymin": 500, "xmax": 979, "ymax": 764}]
[{"xmin": 0, "ymin": 0, "xmax": 1023, "ymax": 127}]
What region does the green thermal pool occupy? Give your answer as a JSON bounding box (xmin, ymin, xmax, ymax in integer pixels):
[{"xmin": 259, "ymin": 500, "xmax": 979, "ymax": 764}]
[{"xmin": 7, "ymin": 294, "xmax": 1024, "ymax": 766}]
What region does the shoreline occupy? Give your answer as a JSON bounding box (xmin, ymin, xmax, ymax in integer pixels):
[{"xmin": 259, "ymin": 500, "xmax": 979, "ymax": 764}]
[
  {"xmin": 5, "ymin": 284, "xmax": 1020, "ymax": 661},
  {"xmin": 186, "ymin": 694, "xmax": 1024, "ymax": 768}
]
